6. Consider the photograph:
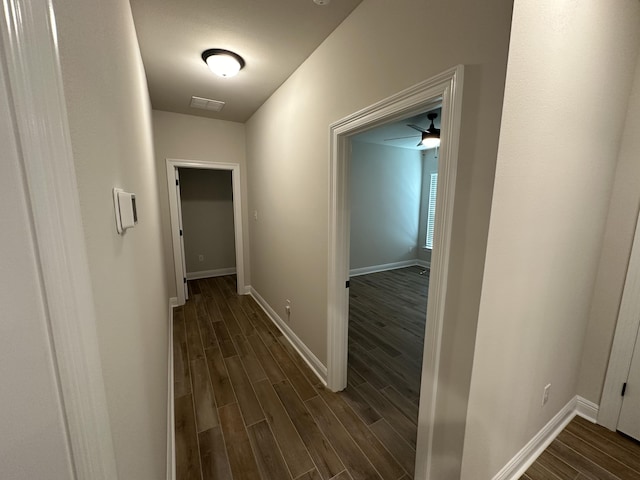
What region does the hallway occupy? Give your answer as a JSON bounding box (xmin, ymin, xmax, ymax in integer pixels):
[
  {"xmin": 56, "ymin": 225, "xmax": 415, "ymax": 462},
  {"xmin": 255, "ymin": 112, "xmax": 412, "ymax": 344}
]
[{"xmin": 174, "ymin": 276, "xmax": 415, "ymax": 480}]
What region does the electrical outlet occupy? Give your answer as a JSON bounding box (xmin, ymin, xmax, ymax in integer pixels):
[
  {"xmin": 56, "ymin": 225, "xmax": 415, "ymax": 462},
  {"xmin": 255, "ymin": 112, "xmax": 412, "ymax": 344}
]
[
  {"xmin": 198, "ymin": 254, "xmax": 204, "ymax": 262},
  {"xmin": 542, "ymin": 384, "xmax": 551, "ymax": 405},
  {"xmin": 253, "ymin": 210, "xmax": 258, "ymax": 221},
  {"xmin": 285, "ymin": 299, "xmax": 291, "ymax": 319}
]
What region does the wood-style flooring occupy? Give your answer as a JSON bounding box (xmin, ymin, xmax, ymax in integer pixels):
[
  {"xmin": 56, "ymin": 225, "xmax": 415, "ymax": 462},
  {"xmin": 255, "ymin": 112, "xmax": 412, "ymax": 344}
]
[
  {"xmin": 174, "ymin": 270, "xmax": 426, "ymax": 480},
  {"xmin": 520, "ymin": 415, "xmax": 640, "ymax": 480}
]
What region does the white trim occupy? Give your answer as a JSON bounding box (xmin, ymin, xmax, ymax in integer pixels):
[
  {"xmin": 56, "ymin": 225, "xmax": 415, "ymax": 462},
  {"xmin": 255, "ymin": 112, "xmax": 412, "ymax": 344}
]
[
  {"xmin": 327, "ymin": 65, "xmax": 464, "ymax": 480},
  {"xmin": 576, "ymin": 396, "xmax": 599, "ymax": 423},
  {"xmin": 599, "ymin": 208, "xmax": 640, "ymax": 430},
  {"xmin": 249, "ymin": 287, "xmax": 328, "ymax": 384},
  {"xmin": 0, "ymin": 1, "xmax": 117, "ymax": 477},
  {"xmin": 167, "ymin": 302, "xmax": 175, "ymax": 480},
  {"xmin": 349, "ymin": 259, "xmax": 420, "ymax": 276},
  {"xmin": 186, "ymin": 267, "xmax": 237, "ymax": 280},
  {"xmin": 167, "ymin": 159, "xmax": 246, "ymax": 305},
  {"xmin": 170, "ymin": 297, "xmax": 179, "ymax": 308},
  {"xmin": 492, "ymin": 397, "xmax": 577, "ymax": 480},
  {"xmin": 417, "ymin": 259, "xmax": 430, "ymax": 268}
]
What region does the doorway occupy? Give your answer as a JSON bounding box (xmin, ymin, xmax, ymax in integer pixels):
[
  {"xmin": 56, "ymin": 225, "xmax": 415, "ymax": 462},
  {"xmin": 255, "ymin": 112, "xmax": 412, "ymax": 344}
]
[
  {"xmin": 599, "ymin": 205, "xmax": 640, "ymax": 441},
  {"xmin": 166, "ymin": 159, "xmax": 245, "ymax": 305},
  {"xmin": 327, "ymin": 66, "xmax": 464, "ymax": 479}
]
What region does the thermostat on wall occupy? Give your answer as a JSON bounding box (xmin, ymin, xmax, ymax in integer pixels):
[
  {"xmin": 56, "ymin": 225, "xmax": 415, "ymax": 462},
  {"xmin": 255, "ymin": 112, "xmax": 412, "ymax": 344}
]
[{"xmin": 113, "ymin": 188, "xmax": 138, "ymax": 234}]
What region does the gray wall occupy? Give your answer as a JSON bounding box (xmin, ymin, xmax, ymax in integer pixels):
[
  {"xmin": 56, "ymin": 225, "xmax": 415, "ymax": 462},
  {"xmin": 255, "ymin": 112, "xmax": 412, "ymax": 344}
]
[
  {"xmin": 349, "ymin": 141, "xmax": 422, "ymax": 270},
  {"xmin": 53, "ymin": 0, "xmax": 170, "ymax": 477},
  {"xmin": 245, "ymin": 0, "xmax": 514, "ymax": 476},
  {"xmin": 179, "ymin": 168, "xmax": 236, "ymax": 275},
  {"xmin": 578, "ymin": 44, "xmax": 640, "ymax": 404},
  {"xmin": 152, "ymin": 110, "xmax": 248, "ymax": 297},
  {"xmin": 462, "ymin": 1, "xmax": 640, "ymax": 478}
]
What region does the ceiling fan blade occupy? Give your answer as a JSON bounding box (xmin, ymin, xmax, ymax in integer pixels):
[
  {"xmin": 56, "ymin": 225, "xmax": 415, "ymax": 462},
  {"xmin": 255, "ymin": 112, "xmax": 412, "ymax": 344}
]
[
  {"xmin": 384, "ymin": 135, "xmax": 420, "ymax": 141},
  {"xmin": 407, "ymin": 123, "xmax": 428, "ymax": 133}
]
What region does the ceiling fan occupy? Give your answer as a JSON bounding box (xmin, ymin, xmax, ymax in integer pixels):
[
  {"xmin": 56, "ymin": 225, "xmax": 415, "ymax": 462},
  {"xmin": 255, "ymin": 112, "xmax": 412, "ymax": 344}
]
[{"xmin": 385, "ymin": 112, "xmax": 441, "ymax": 148}]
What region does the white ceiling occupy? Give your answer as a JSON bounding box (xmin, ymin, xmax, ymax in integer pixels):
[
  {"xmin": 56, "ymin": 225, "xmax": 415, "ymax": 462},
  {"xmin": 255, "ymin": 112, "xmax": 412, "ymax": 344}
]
[
  {"xmin": 129, "ymin": 0, "xmax": 363, "ymax": 123},
  {"xmin": 353, "ymin": 108, "xmax": 442, "ymax": 150}
]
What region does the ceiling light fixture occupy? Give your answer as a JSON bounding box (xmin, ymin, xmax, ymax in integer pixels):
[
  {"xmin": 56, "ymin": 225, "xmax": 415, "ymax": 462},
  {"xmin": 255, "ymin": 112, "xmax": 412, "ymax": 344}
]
[
  {"xmin": 201, "ymin": 49, "xmax": 245, "ymax": 78},
  {"xmin": 419, "ymin": 113, "xmax": 441, "ymax": 148}
]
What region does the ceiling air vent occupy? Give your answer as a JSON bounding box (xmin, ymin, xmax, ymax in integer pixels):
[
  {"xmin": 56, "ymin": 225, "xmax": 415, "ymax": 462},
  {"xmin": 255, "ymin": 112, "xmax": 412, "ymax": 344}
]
[{"xmin": 190, "ymin": 96, "xmax": 225, "ymax": 112}]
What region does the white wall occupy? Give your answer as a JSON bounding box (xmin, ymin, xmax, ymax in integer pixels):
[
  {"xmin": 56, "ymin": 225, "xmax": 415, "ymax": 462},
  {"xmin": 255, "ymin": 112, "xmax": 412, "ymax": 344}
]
[
  {"xmin": 152, "ymin": 110, "xmax": 248, "ymax": 296},
  {"xmin": 245, "ymin": 0, "xmax": 514, "ymax": 476},
  {"xmin": 0, "ymin": 48, "xmax": 74, "ymax": 480},
  {"xmin": 179, "ymin": 168, "xmax": 236, "ymax": 274},
  {"xmin": 462, "ymin": 1, "xmax": 640, "ymax": 478},
  {"xmin": 349, "ymin": 141, "xmax": 422, "ymax": 270},
  {"xmin": 578, "ymin": 47, "xmax": 640, "ymax": 405},
  {"xmin": 52, "ymin": 0, "xmax": 170, "ymax": 477}
]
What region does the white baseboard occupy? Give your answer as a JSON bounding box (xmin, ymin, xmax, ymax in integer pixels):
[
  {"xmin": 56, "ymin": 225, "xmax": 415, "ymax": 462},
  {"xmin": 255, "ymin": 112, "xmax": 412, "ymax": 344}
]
[
  {"xmin": 576, "ymin": 396, "xmax": 599, "ymax": 423},
  {"xmin": 493, "ymin": 396, "xmax": 578, "ymax": 480},
  {"xmin": 416, "ymin": 259, "xmax": 430, "ymax": 268},
  {"xmin": 249, "ymin": 287, "xmax": 327, "ymax": 384},
  {"xmin": 186, "ymin": 267, "xmax": 236, "ymax": 280},
  {"xmin": 167, "ymin": 301, "xmax": 175, "ymax": 480},
  {"xmin": 243, "ymin": 284, "xmax": 252, "ymax": 295},
  {"xmin": 349, "ymin": 259, "xmax": 422, "ymax": 277}
]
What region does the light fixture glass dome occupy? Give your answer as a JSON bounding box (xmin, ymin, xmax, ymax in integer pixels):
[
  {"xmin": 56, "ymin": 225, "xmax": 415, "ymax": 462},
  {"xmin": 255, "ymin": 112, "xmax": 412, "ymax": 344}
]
[
  {"xmin": 421, "ymin": 135, "xmax": 441, "ymax": 149},
  {"xmin": 202, "ymin": 49, "xmax": 245, "ymax": 78}
]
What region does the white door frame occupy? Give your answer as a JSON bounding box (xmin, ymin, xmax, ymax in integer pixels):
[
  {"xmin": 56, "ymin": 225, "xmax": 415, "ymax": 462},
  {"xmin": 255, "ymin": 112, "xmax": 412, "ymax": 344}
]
[
  {"xmin": 327, "ymin": 65, "xmax": 464, "ymax": 480},
  {"xmin": 166, "ymin": 159, "xmax": 245, "ymax": 304},
  {"xmin": 0, "ymin": 0, "xmax": 117, "ymax": 477},
  {"xmin": 599, "ymin": 210, "xmax": 640, "ymax": 430}
]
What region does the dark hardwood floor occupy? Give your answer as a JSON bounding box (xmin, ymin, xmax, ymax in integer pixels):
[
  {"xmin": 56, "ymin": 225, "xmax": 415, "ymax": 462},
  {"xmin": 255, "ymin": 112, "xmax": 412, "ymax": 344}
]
[
  {"xmin": 174, "ymin": 271, "xmax": 425, "ymax": 480},
  {"xmin": 520, "ymin": 415, "xmax": 640, "ymax": 480}
]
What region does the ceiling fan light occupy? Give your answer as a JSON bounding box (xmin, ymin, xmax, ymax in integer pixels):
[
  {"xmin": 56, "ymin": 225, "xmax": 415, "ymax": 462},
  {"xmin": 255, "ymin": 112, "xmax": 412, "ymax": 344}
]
[
  {"xmin": 421, "ymin": 133, "xmax": 441, "ymax": 149},
  {"xmin": 202, "ymin": 49, "xmax": 245, "ymax": 78}
]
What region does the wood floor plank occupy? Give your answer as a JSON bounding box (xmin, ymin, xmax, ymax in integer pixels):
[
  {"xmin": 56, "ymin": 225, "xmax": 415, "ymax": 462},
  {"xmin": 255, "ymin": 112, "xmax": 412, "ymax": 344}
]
[
  {"xmin": 567, "ymin": 417, "xmax": 640, "ymax": 468},
  {"xmin": 331, "ymin": 472, "xmax": 354, "ymax": 480},
  {"xmin": 557, "ymin": 429, "xmax": 639, "ymax": 479},
  {"xmin": 369, "ymin": 418, "xmax": 415, "ymax": 477},
  {"xmin": 355, "ymin": 382, "xmax": 417, "ymax": 448},
  {"xmin": 225, "ymin": 355, "xmax": 265, "ymax": 426},
  {"xmin": 218, "ymin": 403, "xmax": 261, "ymax": 480},
  {"xmin": 247, "ymin": 420, "xmax": 293, "ymax": 480},
  {"xmin": 535, "ymin": 450, "xmax": 579, "ymax": 480},
  {"xmin": 175, "ymin": 394, "xmax": 202, "ymax": 480},
  {"xmin": 304, "ymin": 395, "xmax": 382, "ymax": 480},
  {"xmin": 339, "ymin": 387, "xmax": 381, "ymax": 426},
  {"xmin": 212, "ymin": 320, "xmax": 237, "ymax": 358},
  {"xmin": 173, "ymin": 308, "xmax": 191, "ymax": 398},
  {"xmin": 277, "ymin": 336, "xmax": 324, "ymax": 387},
  {"xmin": 190, "ymin": 357, "xmax": 218, "ymax": 432},
  {"xmin": 185, "ymin": 302, "xmax": 205, "ymax": 361},
  {"xmin": 295, "ymin": 469, "xmax": 323, "ymax": 480},
  {"xmin": 380, "ymin": 386, "xmax": 418, "ymax": 425},
  {"xmin": 317, "ymin": 387, "xmax": 403, "ymax": 480},
  {"xmin": 199, "ymin": 426, "xmax": 232, "ymax": 480},
  {"xmin": 204, "ymin": 346, "xmax": 236, "ymax": 408},
  {"xmin": 273, "ymin": 381, "xmax": 345, "ymax": 480},
  {"xmin": 524, "ymin": 461, "xmax": 562, "ymax": 480},
  {"xmin": 547, "ymin": 439, "xmax": 619, "ymax": 480},
  {"xmin": 269, "ymin": 341, "xmax": 318, "ymax": 401},
  {"xmin": 195, "ymin": 296, "xmax": 217, "ymax": 350},
  {"xmin": 253, "ymin": 379, "xmax": 315, "ymax": 478},
  {"xmin": 234, "ymin": 334, "xmax": 268, "ymax": 383},
  {"xmin": 247, "ymin": 334, "xmax": 286, "ymax": 384}
]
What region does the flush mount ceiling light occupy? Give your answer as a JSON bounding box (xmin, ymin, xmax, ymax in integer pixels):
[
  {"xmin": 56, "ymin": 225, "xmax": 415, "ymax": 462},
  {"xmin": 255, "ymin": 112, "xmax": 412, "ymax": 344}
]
[{"xmin": 201, "ymin": 49, "xmax": 245, "ymax": 78}]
